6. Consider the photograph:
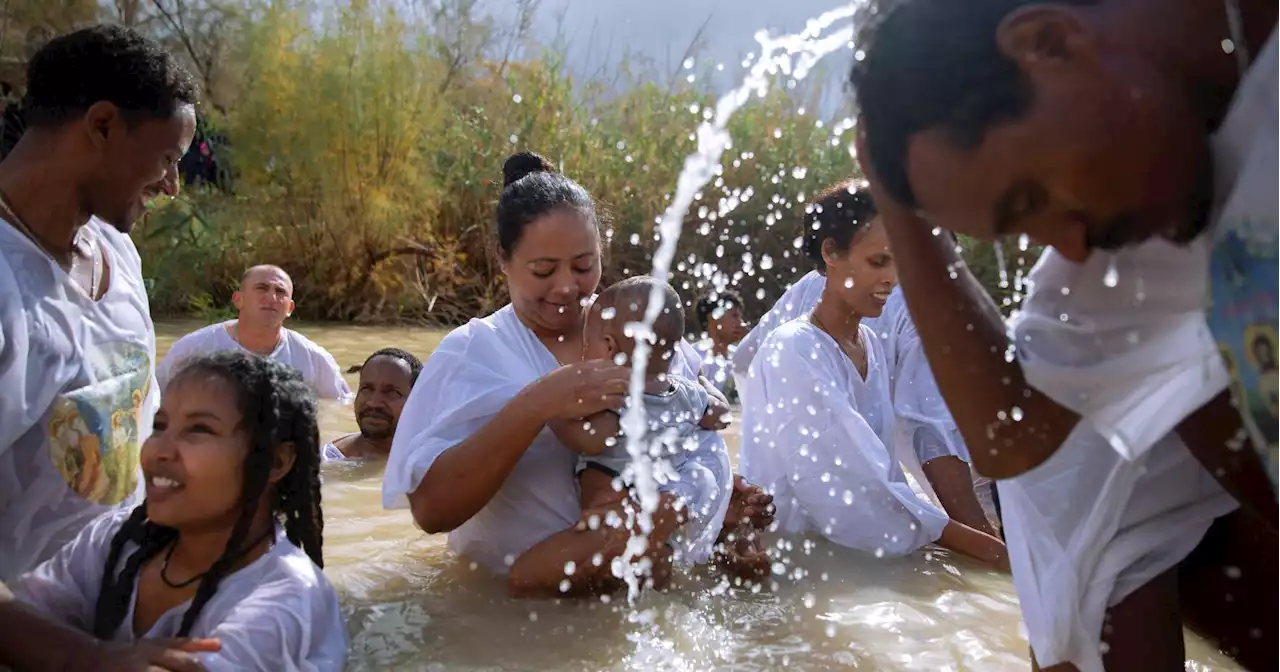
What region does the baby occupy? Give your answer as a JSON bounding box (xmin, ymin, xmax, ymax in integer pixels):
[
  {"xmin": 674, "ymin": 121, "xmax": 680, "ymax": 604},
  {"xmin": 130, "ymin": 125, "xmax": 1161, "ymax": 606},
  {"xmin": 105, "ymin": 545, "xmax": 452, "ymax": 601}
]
[
  {"xmin": 509, "ymin": 277, "xmax": 749, "ymax": 597},
  {"xmin": 565, "ymin": 276, "xmax": 729, "ymax": 513}
]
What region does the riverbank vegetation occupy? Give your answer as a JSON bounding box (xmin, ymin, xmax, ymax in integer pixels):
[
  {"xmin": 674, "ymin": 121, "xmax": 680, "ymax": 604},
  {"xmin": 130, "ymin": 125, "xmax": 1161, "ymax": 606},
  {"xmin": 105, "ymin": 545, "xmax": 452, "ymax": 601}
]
[{"xmin": 13, "ymin": 0, "xmax": 1037, "ymax": 324}]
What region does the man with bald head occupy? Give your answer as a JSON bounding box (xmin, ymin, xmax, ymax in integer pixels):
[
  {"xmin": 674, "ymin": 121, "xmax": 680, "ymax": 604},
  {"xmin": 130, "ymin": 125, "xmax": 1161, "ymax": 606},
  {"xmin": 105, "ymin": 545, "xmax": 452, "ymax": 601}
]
[{"xmin": 158, "ymin": 265, "xmax": 352, "ymax": 400}]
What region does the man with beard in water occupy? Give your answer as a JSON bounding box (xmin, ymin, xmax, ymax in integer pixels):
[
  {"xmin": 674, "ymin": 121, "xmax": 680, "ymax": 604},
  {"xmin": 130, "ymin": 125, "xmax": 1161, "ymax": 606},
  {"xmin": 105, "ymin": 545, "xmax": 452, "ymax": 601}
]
[
  {"xmin": 323, "ymin": 348, "xmax": 422, "ymax": 461},
  {"xmin": 851, "ymin": 0, "xmax": 1276, "ymax": 669}
]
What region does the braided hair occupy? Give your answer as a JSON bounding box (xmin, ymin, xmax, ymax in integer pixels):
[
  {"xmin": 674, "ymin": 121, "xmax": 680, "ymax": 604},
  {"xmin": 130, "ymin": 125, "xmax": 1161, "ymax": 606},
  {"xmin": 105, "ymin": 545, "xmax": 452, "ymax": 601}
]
[{"xmin": 91, "ymin": 351, "xmax": 323, "ymax": 638}]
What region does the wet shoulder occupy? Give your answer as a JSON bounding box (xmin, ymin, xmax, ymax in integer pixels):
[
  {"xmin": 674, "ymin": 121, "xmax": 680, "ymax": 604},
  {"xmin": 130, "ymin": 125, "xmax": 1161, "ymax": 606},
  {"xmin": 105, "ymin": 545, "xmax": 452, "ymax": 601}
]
[
  {"xmin": 169, "ymin": 321, "xmax": 232, "ymax": 352},
  {"xmin": 244, "ymin": 536, "xmax": 339, "ymax": 616},
  {"xmin": 761, "ymin": 318, "xmax": 827, "ymax": 353},
  {"xmin": 434, "ymin": 304, "xmax": 520, "ymax": 357},
  {"xmin": 283, "ymin": 328, "xmax": 340, "ymax": 362}
]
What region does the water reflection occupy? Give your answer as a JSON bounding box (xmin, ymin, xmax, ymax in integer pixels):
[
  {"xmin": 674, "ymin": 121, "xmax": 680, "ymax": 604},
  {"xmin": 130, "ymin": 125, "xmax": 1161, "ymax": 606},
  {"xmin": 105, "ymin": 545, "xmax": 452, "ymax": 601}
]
[{"xmin": 154, "ymin": 320, "xmax": 1242, "ymax": 670}]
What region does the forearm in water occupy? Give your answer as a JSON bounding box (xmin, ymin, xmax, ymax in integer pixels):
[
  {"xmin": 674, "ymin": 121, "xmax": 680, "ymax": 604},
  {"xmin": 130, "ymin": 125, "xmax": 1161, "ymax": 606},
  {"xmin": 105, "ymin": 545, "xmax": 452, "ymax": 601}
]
[{"xmin": 935, "ymin": 520, "xmax": 1011, "ymax": 573}]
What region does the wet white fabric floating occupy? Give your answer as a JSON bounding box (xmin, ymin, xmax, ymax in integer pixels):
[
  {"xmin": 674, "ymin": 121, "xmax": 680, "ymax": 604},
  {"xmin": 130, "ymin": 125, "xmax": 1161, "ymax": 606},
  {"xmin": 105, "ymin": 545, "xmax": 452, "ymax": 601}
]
[
  {"xmin": 157, "ymin": 321, "xmax": 352, "ymax": 402},
  {"xmin": 11, "ymin": 507, "xmax": 347, "ymax": 672},
  {"xmin": 382, "ymin": 305, "xmax": 731, "ymax": 573},
  {"xmin": 0, "ymin": 219, "xmax": 155, "ymax": 581},
  {"xmin": 740, "ymin": 319, "xmax": 950, "ymax": 555}
]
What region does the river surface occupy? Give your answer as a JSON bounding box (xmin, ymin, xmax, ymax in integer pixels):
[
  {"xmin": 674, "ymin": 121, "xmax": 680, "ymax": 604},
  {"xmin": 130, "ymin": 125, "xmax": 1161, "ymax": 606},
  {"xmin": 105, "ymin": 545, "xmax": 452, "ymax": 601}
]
[{"xmin": 156, "ymin": 319, "xmax": 1241, "ymax": 671}]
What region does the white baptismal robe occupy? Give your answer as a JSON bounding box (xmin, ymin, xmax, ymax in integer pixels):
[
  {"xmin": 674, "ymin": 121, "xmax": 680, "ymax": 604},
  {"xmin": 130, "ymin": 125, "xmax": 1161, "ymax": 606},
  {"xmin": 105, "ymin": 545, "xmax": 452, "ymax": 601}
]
[
  {"xmin": 740, "ymin": 319, "xmax": 949, "ymax": 556},
  {"xmin": 12, "ymin": 507, "xmax": 347, "ymax": 672},
  {"xmin": 382, "ymin": 304, "xmax": 732, "ymax": 574}
]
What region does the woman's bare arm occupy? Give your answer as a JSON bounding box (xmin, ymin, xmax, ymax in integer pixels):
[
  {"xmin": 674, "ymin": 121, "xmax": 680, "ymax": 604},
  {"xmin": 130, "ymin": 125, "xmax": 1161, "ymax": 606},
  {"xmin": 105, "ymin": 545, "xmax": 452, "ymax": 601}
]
[{"xmin": 408, "ymin": 388, "xmax": 551, "ymax": 533}]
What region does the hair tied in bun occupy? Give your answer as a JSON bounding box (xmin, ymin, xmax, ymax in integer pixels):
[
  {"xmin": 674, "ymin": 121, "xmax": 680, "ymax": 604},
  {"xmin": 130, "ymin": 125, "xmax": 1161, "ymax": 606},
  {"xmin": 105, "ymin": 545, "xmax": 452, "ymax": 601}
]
[{"xmin": 502, "ymin": 151, "xmax": 556, "ymax": 188}]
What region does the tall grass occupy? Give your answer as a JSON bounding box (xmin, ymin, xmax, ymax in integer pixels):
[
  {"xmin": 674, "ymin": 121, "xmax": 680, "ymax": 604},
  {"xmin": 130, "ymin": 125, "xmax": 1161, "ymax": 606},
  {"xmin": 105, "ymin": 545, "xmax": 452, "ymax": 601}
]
[{"xmin": 134, "ymin": 1, "xmax": 1033, "ymax": 326}]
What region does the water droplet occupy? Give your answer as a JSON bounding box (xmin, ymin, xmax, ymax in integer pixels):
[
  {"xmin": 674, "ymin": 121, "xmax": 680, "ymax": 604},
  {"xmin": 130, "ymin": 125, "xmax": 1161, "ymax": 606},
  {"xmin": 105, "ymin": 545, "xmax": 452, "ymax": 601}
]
[
  {"xmin": 802, "ymin": 593, "xmax": 816, "ymax": 608},
  {"xmin": 1011, "ymin": 406, "xmax": 1024, "ymax": 421},
  {"xmin": 1103, "ymin": 256, "xmax": 1119, "ymax": 287},
  {"xmin": 508, "ymin": 134, "xmax": 518, "ymax": 144},
  {"xmin": 564, "ymin": 561, "xmax": 577, "ymax": 576}
]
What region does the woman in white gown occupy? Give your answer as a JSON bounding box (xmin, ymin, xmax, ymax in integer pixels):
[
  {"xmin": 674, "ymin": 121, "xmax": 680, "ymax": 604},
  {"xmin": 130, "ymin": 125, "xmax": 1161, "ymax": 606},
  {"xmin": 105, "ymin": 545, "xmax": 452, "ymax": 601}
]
[
  {"xmin": 736, "ymin": 264, "xmax": 998, "ymax": 536},
  {"xmin": 8, "ymin": 353, "xmax": 346, "ymax": 672},
  {"xmin": 382, "ymin": 152, "xmax": 774, "ymax": 597},
  {"xmin": 740, "ymin": 183, "xmax": 1008, "ymax": 569}
]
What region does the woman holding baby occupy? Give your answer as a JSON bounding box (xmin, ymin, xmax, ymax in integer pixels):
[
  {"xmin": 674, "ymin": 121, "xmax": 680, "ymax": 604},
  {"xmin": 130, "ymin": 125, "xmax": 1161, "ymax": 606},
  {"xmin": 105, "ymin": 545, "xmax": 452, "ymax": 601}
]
[{"xmin": 382, "ymin": 152, "xmax": 772, "ymax": 598}]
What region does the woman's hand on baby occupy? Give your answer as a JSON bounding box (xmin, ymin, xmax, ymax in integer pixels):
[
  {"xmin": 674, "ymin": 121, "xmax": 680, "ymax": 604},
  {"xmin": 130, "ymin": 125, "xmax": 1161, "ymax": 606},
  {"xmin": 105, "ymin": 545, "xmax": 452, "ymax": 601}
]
[{"xmin": 533, "ymin": 361, "xmax": 631, "ymax": 420}]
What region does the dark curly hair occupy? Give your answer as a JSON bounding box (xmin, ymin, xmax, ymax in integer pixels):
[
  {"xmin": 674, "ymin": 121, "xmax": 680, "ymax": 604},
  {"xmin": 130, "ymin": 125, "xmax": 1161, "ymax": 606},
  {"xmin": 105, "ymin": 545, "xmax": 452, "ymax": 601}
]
[
  {"xmin": 23, "ymin": 24, "xmax": 199, "ymax": 128},
  {"xmin": 694, "ymin": 288, "xmax": 744, "ymax": 331},
  {"xmin": 802, "ymin": 181, "xmax": 878, "ymax": 273},
  {"xmin": 496, "ymin": 151, "xmax": 597, "ymax": 258},
  {"xmin": 91, "ymin": 351, "xmax": 323, "ymax": 639},
  {"xmin": 849, "ymin": 0, "xmax": 1100, "ymax": 207}
]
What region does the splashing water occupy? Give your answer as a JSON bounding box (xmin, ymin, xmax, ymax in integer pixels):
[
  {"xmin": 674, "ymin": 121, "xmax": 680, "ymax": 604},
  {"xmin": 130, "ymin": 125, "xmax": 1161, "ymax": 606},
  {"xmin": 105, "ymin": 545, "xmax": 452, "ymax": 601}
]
[
  {"xmin": 1102, "ymin": 255, "xmax": 1119, "ymax": 288},
  {"xmin": 616, "ymin": 6, "xmax": 859, "ymax": 603}
]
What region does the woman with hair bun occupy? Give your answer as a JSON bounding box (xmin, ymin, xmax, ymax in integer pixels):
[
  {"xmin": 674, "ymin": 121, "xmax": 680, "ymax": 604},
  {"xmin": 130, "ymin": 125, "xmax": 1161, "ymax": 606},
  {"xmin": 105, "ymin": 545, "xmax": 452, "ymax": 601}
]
[{"xmin": 382, "ymin": 152, "xmax": 774, "ymax": 597}]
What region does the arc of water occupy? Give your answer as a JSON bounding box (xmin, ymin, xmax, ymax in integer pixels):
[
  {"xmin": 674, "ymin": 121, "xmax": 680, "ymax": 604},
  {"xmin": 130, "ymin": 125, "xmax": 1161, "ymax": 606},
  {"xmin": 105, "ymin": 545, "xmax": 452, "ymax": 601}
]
[{"xmin": 616, "ymin": 5, "xmax": 859, "ymax": 604}]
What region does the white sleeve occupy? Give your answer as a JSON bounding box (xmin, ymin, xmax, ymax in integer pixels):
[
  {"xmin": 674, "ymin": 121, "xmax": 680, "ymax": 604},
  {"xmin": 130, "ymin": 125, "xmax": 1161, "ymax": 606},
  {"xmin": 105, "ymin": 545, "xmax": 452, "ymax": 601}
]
[
  {"xmin": 309, "ymin": 347, "xmax": 352, "ymax": 403},
  {"xmin": 0, "ymin": 262, "xmax": 48, "ymax": 457},
  {"xmin": 732, "ymin": 272, "xmax": 825, "ymax": 397},
  {"xmin": 760, "ymin": 333, "xmax": 950, "ymax": 555},
  {"xmin": 195, "ymin": 574, "xmax": 347, "ymax": 672},
  {"xmin": 9, "ymin": 509, "xmax": 127, "ymax": 631},
  {"xmin": 1012, "ymin": 240, "xmax": 1227, "ymax": 460},
  {"xmin": 156, "ymin": 333, "xmax": 198, "ymax": 392},
  {"xmin": 890, "ymin": 326, "xmax": 971, "ymax": 465},
  {"xmin": 382, "ymin": 326, "xmax": 534, "ymax": 510}
]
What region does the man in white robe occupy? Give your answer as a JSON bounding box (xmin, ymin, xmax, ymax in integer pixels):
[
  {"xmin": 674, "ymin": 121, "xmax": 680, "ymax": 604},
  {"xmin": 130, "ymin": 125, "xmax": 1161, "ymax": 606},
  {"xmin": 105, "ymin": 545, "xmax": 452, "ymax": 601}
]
[{"xmin": 158, "ymin": 265, "xmax": 352, "ymax": 401}]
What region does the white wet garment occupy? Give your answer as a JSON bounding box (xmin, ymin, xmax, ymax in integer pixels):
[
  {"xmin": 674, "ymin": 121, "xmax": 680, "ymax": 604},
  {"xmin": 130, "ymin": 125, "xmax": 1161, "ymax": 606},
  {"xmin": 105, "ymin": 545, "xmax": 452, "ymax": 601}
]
[
  {"xmin": 695, "ymin": 339, "xmax": 735, "ymax": 397},
  {"xmin": 383, "ymin": 305, "xmax": 731, "ymax": 573},
  {"xmin": 740, "ymin": 319, "xmax": 950, "ymax": 555},
  {"xmin": 998, "ymin": 428, "xmax": 1235, "ymax": 671},
  {"xmin": 732, "ymin": 270, "xmax": 825, "ymax": 409},
  {"xmin": 157, "ymin": 322, "xmax": 352, "ymax": 402},
  {"xmin": 11, "ymin": 507, "xmax": 347, "ymax": 672},
  {"xmin": 0, "ymin": 219, "xmax": 156, "ymax": 581},
  {"xmin": 1008, "ymin": 55, "xmax": 1280, "ymax": 457},
  {"xmin": 320, "ymin": 433, "xmax": 358, "ymax": 462}
]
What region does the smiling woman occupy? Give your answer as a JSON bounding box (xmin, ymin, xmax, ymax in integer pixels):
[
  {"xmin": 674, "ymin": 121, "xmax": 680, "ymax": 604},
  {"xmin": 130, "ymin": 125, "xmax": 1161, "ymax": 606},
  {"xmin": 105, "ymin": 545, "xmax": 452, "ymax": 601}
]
[
  {"xmin": 382, "ymin": 152, "xmax": 770, "ymax": 597},
  {"xmin": 8, "ymin": 352, "xmax": 346, "ymax": 671}
]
